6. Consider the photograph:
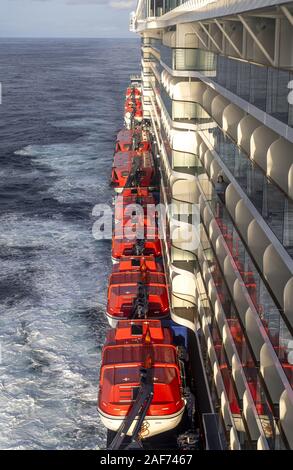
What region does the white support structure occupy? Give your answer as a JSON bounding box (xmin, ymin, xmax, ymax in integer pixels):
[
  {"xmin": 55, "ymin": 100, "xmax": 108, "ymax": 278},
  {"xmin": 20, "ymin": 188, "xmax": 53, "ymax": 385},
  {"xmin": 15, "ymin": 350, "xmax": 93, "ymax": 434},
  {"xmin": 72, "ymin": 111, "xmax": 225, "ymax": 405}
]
[
  {"xmin": 213, "ymin": 19, "xmax": 243, "ymax": 58},
  {"xmin": 238, "ymin": 14, "xmax": 275, "ymax": 66},
  {"xmin": 198, "ymin": 21, "xmax": 223, "ymax": 53},
  {"xmin": 190, "ymin": 23, "xmax": 209, "ymax": 49},
  {"xmin": 280, "ymin": 4, "xmax": 293, "ymax": 26}
]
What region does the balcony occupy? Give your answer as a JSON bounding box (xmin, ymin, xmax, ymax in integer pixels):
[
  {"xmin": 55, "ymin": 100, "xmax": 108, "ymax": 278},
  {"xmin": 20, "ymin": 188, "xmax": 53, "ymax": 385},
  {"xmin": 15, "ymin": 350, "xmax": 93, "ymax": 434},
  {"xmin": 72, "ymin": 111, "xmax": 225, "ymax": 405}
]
[
  {"xmin": 197, "ymin": 233, "xmax": 288, "ymax": 449},
  {"xmin": 204, "ymin": 126, "xmax": 293, "ymax": 258},
  {"xmin": 156, "ymin": 43, "xmax": 216, "ymax": 73},
  {"xmin": 198, "ymin": 176, "xmax": 293, "ymax": 385}
]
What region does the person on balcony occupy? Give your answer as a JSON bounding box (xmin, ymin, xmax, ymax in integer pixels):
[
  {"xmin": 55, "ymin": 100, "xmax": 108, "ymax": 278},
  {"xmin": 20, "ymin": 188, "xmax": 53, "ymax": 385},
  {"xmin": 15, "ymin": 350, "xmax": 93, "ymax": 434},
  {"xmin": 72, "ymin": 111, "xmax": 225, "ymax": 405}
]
[{"xmin": 215, "ymin": 175, "xmax": 228, "ymax": 218}]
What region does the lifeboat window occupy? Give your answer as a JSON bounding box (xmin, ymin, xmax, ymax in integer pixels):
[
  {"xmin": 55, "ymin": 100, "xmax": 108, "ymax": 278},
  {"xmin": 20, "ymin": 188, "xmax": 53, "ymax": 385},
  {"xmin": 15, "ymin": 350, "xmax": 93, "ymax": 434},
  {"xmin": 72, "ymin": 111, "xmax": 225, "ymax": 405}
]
[
  {"xmin": 121, "ymin": 171, "xmax": 129, "ymax": 177},
  {"xmin": 131, "ymin": 324, "xmax": 143, "ymax": 336}
]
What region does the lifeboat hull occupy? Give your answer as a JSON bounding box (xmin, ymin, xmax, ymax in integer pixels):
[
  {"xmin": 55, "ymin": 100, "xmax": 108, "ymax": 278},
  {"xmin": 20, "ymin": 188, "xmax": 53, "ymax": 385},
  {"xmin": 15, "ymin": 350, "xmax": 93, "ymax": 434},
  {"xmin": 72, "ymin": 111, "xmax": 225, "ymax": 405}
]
[{"xmin": 98, "ymin": 406, "xmax": 185, "ymax": 439}]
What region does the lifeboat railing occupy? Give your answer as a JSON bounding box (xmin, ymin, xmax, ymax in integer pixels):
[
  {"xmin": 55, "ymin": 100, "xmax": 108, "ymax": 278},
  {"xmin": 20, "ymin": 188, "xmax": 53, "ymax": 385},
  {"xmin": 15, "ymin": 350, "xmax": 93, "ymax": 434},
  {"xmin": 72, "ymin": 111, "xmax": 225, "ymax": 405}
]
[{"xmin": 108, "ymin": 365, "xmax": 154, "ymax": 450}]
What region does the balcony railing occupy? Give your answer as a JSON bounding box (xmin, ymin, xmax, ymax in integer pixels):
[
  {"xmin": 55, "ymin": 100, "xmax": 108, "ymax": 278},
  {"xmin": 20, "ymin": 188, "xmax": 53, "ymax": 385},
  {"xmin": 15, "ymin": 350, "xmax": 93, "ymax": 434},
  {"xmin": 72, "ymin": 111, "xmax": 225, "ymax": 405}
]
[
  {"xmin": 198, "ymin": 176, "xmax": 293, "ymax": 384},
  {"xmin": 153, "ymin": 43, "xmax": 216, "ymax": 73},
  {"xmin": 198, "ymin": 235, "xmax": 288, "ymax": 449},
  {"xmin": 204, "ymin": 126, "xmax": 293, "ymax": 258},
  {"xmin": 148, "ymin": 38, "xmax": 293, "ymax": 127}
]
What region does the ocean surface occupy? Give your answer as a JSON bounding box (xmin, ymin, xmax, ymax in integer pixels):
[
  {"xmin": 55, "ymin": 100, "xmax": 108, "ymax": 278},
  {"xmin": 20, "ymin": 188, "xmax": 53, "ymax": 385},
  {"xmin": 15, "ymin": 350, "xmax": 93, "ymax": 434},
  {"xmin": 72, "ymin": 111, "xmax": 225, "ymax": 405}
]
[{"xmin": 0, "ymin": 38, "xmax": 140, "ymax": 449}]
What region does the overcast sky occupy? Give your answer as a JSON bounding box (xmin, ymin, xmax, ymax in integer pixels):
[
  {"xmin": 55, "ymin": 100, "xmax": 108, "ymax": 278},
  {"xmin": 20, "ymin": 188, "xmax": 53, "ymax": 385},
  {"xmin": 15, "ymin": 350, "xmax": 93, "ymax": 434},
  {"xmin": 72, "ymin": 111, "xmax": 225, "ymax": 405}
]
[{"xmin": 0, "ymin": 0, "xmax": 137, "ymax": 38}]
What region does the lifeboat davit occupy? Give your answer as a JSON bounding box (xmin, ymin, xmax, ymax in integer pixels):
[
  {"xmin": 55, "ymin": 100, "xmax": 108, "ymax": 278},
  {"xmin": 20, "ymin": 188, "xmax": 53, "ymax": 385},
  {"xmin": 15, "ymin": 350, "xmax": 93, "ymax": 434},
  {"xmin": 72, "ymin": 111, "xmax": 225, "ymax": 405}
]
[
  {"xmin": 111, "ymin": 151, "xmax": 155, "ymax": 193},
  {"xmin": 98, "ymin": 320, "xmax": 185, "ymax": 438},
  {"xmin": 112, "ymin": 226, "xmax": 161, "ymax": 261},
  {"xmin": 106, "ymin": 270, "xmax": 169, "ymax": 326}
]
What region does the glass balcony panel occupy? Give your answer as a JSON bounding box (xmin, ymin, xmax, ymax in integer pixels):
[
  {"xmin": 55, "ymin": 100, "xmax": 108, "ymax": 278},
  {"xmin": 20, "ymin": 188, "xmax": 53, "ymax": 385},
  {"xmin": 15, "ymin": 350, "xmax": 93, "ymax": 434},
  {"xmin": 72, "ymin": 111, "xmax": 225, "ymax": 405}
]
[
  {"xmin": 174, "ymin": 48, "xmax": 216, "ymax": 72},
  {"xmin": 250, "ymin": 65, "xmax": 268, "ymax": 112},
  {"xmin": 205, "ymin": 126, "xmax": 293, "ymax": 258},
  {"xmin": 266, "ymin": 68, "xmax": 290, "ymax": 124},
  {"xmin": 199, "ymin": 169, "xmax": 293, "ymax": 382},
  {"xmin": 213, "ymin": 55, "xmax": 293, "ymax": 127},
  {"xmin": 198, "ymin": 225, "xmax": 290, "ymax": 448}
]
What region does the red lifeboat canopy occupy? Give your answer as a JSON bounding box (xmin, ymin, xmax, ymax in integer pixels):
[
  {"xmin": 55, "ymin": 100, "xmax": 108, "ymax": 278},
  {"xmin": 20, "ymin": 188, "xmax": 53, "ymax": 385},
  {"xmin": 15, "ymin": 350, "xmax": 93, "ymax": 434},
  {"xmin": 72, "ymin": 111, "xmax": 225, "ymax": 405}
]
[
  {"xmin": 126, "ymin": 87, "xmax": 141, "ymax": 98},
  {"xmin": 98, "ymin": 324, "xmax": 184, "ymax": 421},
  {"xmin": 114, "ymin": 193, "xmax": 156, "ymax": 221},
  {"xmin": 111, "ymin": 151, "xmax": 139, "ymax": 189},
  {"xmin": 112, "ymin": 226, "xmax": 161, "ymax": 259},
  {"xmin": 115, "ymin": 129, "xmax": 134, "ymax": 153},
  {"xmin": 112, "ymin": 256, "xmax": 163, "ymax": 274},
  {"xmin": 134, "ymin": 109, "xmax": 143, "ymax": 122},
  {"xmin": 105, "ymin": 319, "xmax": 173, "ymax": 345},
  {"xmin": 125, "ymin": 98, "xmax": 142, "ymax": 110},
  {"xmin": 111, "ymin": 151, "xmax": 155, "ymax": 191},
  {"xmin": 121, "ymin": 187, "xmax": 151, "ymax": 198},
  {"xmin": 115, "ymin": 129, "xmax": 150, "ymax": 153},
  {"xmin": 98, "ymin": 358, "xmax": 184, "ymax": 419},
  {"xmin": 106, "ymin": 271, "xmax": 169, "ymax": 322}
]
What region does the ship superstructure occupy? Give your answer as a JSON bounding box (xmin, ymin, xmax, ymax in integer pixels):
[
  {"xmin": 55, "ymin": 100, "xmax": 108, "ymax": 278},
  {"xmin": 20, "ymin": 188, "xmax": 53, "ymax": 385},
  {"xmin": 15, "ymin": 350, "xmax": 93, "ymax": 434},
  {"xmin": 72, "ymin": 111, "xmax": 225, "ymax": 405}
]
[{"xmin": 130, "ymin": 0, "xmax": 293, "ymax": 450}]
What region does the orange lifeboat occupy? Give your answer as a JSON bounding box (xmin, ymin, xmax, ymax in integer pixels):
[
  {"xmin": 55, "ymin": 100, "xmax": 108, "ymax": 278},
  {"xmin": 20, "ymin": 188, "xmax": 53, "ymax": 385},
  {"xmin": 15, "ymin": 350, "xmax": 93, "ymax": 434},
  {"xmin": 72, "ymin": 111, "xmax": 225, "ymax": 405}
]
[
  {"xmin": 114, "ymin": 189, "xmax": 156, "ymax": 222},
  {"xmin": 134, "ymin": 108, "xmax": 143, "ymax": 124},
  {"xmin": 106, "ymin": 271, "xmax": 169, "ymax": 327},
  {"xmin": 115, "ymin": 129, "xmax": 135, "ymax": 153},
  {"xmin": 112, "ymin": 256, "xmax": 163, "ymax": 274},
  {"xmin": 112, "ymin": 226, "xmax": 161, "ymax": 261},
  {"xmin": 124, "ymin": 108, "xmax": 143, "ymax": 128},
  {"xmin": 111, "ymin": 151, "xmax": 155, "ymax": 193},
  {"xmin": 126, "ymin": 86, "xmax": 141, "ymax": 99},
  {"xmin": 125, "ymin": 98, "xmax": 142, "ymax": 111},
  {"xmin": 98, "ymin": 320, "xmax": 185, "ymax": 438},
  {"xmin": 115, "ymin": 129, "xmax": 151, "ymax": 153},
  {"xmin": 105, "ymin": 319, "xmax": 173, "ymax": 345}
]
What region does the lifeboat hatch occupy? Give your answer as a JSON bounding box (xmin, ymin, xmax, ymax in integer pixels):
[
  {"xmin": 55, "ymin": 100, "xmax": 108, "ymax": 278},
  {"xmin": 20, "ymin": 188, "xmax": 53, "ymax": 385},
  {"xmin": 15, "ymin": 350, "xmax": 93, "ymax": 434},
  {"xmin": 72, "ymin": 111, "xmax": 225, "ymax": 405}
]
[{"xmin": 131, "ymin": 324, "xmax": 143, "ymax": 336}]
